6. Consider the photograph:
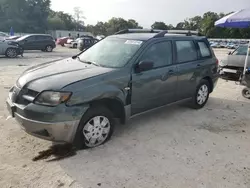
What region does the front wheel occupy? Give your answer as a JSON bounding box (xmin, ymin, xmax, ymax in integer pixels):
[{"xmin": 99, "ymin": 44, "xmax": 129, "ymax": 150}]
[
  {"xmin": 191, "ymin": 80, "xmax": 210, "ymax": 109},
  {"xmin": 242, "ymin": 87, "xmax": 250, "ymax": 99},
  {"xmin": 5, "ymin": 48, "xmax": 18, "ymax": 58},
  {"xmin": 73, "ymin": 106, "xmax": 114, "ymax": 149}
]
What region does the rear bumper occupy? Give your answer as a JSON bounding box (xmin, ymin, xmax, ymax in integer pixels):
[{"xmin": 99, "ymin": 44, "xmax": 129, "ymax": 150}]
[{"xmin": 6, "ymin": 97, "xmax": 89, "ymax": 143}]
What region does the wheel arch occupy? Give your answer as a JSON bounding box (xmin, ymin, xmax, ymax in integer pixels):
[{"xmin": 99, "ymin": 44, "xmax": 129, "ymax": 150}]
[
  {"xmin": 89, "ymin": 98, "xmax": 126, "ymax": 124},
  {"xmin": 202, "ymin": 76, "xmax": 213, "ymax": 93}
]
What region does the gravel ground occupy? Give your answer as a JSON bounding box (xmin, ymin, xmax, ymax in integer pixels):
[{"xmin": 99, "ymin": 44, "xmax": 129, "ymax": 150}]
[{"xmin": 1, "ymin": 48, "xmax": 250, "ymax": 188}]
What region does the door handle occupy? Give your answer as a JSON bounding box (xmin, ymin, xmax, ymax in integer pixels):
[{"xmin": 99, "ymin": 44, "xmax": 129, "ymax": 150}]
[
  {"xmin": 196, "ymin": 64, "xmax": 201, "ymax": 67},
  {"xmin": 161, "ymin": 70, "xmax": 174, "ymax": 80}
]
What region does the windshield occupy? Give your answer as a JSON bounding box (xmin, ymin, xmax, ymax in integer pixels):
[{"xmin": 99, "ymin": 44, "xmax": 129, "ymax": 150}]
[
  {"xmin": 16, "ymin": 35, "xmax": 28, "ymax": 41},
  {"xmin": 78, "ymin": 37, "xmax": 143, "ymax": 68},
  {"xmin": 232, "ymin": 45, "xmax": 250, "ymax": 56}
]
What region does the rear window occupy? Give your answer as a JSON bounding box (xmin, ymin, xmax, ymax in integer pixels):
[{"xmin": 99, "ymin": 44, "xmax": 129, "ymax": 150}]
[
  {"xmin": 198, "ymin": 41, "xmax": 211, "ymax": 58},
  {"xmin": 176, "ymin": 41, "xmax": 197, "ymax": 63}
]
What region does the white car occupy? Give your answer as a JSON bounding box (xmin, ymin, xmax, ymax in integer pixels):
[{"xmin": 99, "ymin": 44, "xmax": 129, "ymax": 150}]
[
  {"xmin": 0, "ymin": 40, "xmax": 23, "ymax": 58},
  {"xmin": 0, "ymin": 32, "xmax": 9, "ymax": 40},
  {"xmin": 65, "ymin": 38, "xmax": 81, "ymax": 48}
]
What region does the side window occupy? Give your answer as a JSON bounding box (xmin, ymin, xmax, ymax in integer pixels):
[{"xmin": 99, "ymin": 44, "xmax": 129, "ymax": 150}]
[
  {"xmin": 36, "ymin": 36, "xmax": 45, "ymax": 40},
  {"xmin": 198, "ymin": 41, "xmax": 211, "ymax": 58},
  {"xmin": 45, "ymin": 36, "xmax": 53, "ymax": 40},
  {"xmin": 26, "ymin": 36, "xmax": 36, "ymax": 42},
  {"xmin": 140, "ymin": 41, "xmax": 172, "ymax": 68},
  {"xmin": 176, "ymin": 41, "xmax": 197, "ymax": 63}
]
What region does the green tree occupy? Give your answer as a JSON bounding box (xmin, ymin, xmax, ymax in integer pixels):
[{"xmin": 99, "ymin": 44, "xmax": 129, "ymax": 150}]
[
  {"xmin": 175, "ymin": 22, "xmax": 185, "ymax": 29},
  {"xmin": 151, "ymin": 22, "xmax": 168, "ymax": 30}
]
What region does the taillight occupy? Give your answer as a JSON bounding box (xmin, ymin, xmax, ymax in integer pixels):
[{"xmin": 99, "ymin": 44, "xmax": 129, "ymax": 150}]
[{"xmin": 216, "ymin": 59, "xmax": 219, "ymax": 65}]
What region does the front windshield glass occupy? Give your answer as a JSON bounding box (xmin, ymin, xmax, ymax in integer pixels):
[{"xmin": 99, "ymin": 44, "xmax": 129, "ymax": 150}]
[
  {"xmin": 16, "ymin": 35, "xmax": 28, "ymax": 41},
  {"xmin": 78, "ymin": 37, "xmax": 143, "ymax": 68}
]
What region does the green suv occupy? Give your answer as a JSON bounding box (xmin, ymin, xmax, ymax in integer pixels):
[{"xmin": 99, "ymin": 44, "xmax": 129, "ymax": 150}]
[{"xmin": 6, "ymin": 29, "xmax": 219, "ymax": 149}]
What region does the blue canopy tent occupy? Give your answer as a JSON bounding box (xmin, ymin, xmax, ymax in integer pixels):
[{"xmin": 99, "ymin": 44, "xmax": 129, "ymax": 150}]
[
  {"xmin": 215, "ymin": 8, "xmax": 250, "ymax": 77},
  {"xmin": 9, "ymin": 27, "xmax": 14, "ymax": 36}
]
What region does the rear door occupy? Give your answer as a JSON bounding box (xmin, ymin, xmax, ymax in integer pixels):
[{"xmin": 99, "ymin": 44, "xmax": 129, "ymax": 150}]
[
  {"xmin": 34, "ymin": 35, "xmax": 45, "ymax": 50},
  {"xmin": 174, "ymin": 39, "xmax": 200, "ymax": 100}
]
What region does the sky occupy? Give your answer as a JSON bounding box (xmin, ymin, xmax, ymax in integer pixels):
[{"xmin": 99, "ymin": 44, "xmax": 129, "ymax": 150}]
[{"xmin": 51, "ymin": 0, "xmax": 249, "ymax": 28}]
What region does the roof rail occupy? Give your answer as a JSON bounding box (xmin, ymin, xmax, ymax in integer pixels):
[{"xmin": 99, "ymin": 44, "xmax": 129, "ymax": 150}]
[
  {"xmin": 154, "ymin": 30, "xmax": 200, "ymax": 38},
  {"xmin": 114, "ymin": 29, "xmax": 201, "ymax": 37},
  {"xmin": 114, "ymin": 29, "xmax": 162, "ymax": 35}
]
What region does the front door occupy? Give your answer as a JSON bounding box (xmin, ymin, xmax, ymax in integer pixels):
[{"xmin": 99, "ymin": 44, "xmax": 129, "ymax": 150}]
[
  {"xmin": 22, "ymin": 36, "xmax": 36, "ymax": 50},
  {"xmin": 131, "ymin": 40, "xmax": 178, "ymax": 115}
]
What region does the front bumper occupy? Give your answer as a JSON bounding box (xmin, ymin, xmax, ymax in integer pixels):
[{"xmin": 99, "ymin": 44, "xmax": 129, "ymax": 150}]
[
  {"xmin": 6, "ymin": 97, "xmax": 88, "ymax": 143},
  {"xmin": 219, "ymin": 66, "xmax": 242, "ymax": 80}
]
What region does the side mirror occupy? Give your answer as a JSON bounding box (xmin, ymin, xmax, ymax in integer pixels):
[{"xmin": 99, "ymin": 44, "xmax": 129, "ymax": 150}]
[{"xmin": 135, "ymin": 61, "xmax": 154, "ymax": 73}]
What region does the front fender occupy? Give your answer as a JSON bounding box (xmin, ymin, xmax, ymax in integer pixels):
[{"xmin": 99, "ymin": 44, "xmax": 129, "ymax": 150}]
[{"xmin": 66, "ymin": 83, "xmax": 128, "ymax": 106}]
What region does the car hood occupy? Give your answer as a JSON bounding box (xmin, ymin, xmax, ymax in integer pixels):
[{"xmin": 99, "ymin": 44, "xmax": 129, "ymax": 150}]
[
  {"xmin": 17, "ymin": 58, "xmax": 114, "ymax": 92},
  {"xmin": 219, "ymin": 55, "xmax": 250, "ymax": 67}
]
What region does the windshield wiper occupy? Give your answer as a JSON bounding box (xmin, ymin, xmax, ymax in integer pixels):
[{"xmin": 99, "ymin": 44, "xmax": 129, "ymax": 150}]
[{"xmin": 76, "ymin": 57, "xmax": 100, "ymax": 66}]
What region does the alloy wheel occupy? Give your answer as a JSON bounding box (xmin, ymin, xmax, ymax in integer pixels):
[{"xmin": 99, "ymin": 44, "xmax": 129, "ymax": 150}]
[
  {"xmin": 197, "ymin": 84, "xmax": 209, "ymax": 105},
  {"xmin": 82, "ymin": 116, "xmax": 111, "ymax": 148}
]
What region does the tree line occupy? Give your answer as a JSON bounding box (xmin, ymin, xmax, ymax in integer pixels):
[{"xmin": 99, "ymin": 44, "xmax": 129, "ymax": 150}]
[{"xmin": 0, "ymin": 0, "xmax": 249, "ymax": 38}]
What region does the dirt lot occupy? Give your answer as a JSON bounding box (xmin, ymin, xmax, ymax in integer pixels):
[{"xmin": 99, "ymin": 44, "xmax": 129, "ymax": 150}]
[{"xmin": 1, "ymin": 48, "xmax": 250, "ymax": 188}]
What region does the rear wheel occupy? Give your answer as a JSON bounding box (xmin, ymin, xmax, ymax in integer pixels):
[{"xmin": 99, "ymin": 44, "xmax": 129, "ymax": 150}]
[
  {"xmin": 242, "ymin": 87, "xmax": 250, "ymax": 99},
  {"xmin": 190, "ymin": 80, "xmax": 210, "ymax": 109},
  {"xmin": 5, "ymin": 48, "xmax": 18, "ymax": 58},
  {"xmin": 73, "ymin": 106, "xmax": 114, "ymax": 149},
  {"xmin": 45, "ymin": 45, "xmax": 53, "ymax": 52},
  {"xmin": 73, "ymin": 43, "xmax": 77, "ymax": 48}
]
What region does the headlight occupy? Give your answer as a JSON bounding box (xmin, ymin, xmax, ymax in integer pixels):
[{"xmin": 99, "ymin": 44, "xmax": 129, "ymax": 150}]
[
  {"xmin": 34, "ymin": 91, "xmax": 72, "ymax": 106},
  {"xmin": 8, "ymin": 41, "xmax": 18, "ymax": 46}
]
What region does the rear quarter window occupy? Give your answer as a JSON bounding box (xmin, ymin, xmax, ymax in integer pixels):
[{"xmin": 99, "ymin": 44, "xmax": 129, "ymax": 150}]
[{"xmin": 198, "ymin": 41, "xmax": 211, "ymax": 58}]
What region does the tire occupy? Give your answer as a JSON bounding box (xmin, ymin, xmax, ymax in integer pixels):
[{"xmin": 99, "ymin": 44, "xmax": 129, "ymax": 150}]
[
  {"xmin": 5, "ymin": 48, "xmax": 18, "ymax": 58},
  {"xmin": 242, "ymin": 87, "xmax": 250, "ymax": 99},
  {"xmin": 190, "ymin": 79, "xmax": 210, "ymax": 109},
  {"xmin": 45, "ymin": 45, "xmax": 53, "ymax": 52},
  {"xmin": 73, "ymin": 106, "xmax": 114, "ymax": 149},
  {"xmin": 73, "ymin": 43, "xmax": 77, "ymax": 48}
]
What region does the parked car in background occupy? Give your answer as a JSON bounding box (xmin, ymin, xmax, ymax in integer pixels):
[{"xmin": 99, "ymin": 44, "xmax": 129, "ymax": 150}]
[
  {"xmin": 96, "ymin": 35, "xmax": 105, "ymax": 40},
  {"xmin": 211, "ymin": 42, "xmax": 221, "ymax": 48},
  {"xmin": 220, "ymin": 42, "xmax": 228, "ymax": 48},
  {"xmin": 65, "ymin": 38, "xmax": 81, "ymax": 48},
  {"xmin": 5, "ymin": 36, "xmax": 20, "ymax": 41},
  {"xmin": 0, "ymin": 40, "xmax": 23, "ymax": 58},
  {"xmin": 0, "ymin": 32, "xmax": 9, "ymax": 40},
  {"xmin": 15, "ymin": 34, "xmax": 56, "ymax": 52},
  {"xmin": 219, "ymin": 45, "xmax": 250, "ymax": 80},
  {"xmin": 56, "ymin": 37, "xmax": 72, "ymax": 46},
  {"xmin": 226, "ymin": 43, "xmax": 238, "ymax": 49},
  {"xmin": 77, "ymin": 37, "xmax": 99, "ymax": 51},
  {"xmin": 6, "ymin": 29, "xmax": 219, "ymax": 149}
]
